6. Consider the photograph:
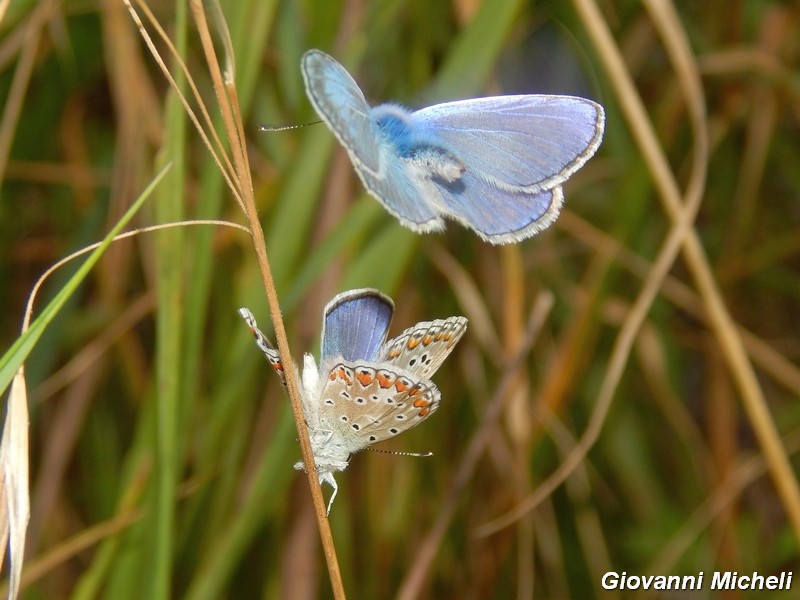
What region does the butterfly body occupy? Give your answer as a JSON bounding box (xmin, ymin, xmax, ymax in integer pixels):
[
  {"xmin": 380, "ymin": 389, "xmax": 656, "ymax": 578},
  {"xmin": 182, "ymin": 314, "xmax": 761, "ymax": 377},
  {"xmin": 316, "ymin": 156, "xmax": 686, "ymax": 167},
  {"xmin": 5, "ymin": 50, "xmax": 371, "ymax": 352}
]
[
  {"xmin": 302, "ymin": 49, "xmax": 605, "ymax": 244},
  {"xmin": 372, "ymin": 104, "xmax": 466, "ymax": 183},
  {"xmin": 240, "ymin": 289, "xmax": 467, "ymax": 513}
]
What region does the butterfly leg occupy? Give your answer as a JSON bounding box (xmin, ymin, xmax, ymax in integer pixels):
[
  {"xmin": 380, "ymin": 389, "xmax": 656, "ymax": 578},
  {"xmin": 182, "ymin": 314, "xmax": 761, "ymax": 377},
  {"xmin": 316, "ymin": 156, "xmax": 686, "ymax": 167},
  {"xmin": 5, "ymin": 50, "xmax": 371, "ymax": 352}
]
[
  {"xmin": 294, "ymin": 461, "xmax": 339, "ymax": 515},
  {"xmin": 320, "ymin": 472, "xmax": 338, "ymax": 516}
]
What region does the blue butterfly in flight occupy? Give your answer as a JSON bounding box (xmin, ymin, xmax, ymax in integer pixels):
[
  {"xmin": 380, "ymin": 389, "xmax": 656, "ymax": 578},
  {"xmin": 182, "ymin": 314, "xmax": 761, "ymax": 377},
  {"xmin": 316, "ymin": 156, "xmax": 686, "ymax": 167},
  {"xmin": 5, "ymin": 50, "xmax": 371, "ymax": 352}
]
[{"xmin": 302, "ymin": 49, "xmax": 605, "ymax": 245}]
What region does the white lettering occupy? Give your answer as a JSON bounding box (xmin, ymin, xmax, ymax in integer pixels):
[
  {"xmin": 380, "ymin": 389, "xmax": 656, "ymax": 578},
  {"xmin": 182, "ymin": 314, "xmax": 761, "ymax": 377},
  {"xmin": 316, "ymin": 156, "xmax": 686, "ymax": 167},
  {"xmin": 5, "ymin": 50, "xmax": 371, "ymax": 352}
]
[
  {"xmin": 712, "ymin": 572, "xmax": 732, "ymax": 589},
  {"xmin": 680, "ymin": 574, "xmax": 699, "ymax": 589},
  {"xmin": 600, "ymin": 570, "xmax": 784, "ymax": 591},
  {"xmin": 602, "ymin": 572, "xmax": 618, "ymax": 590},
  {"xmin": 750, "ymin": 572, "xmax": 765, "ymax": 589}
]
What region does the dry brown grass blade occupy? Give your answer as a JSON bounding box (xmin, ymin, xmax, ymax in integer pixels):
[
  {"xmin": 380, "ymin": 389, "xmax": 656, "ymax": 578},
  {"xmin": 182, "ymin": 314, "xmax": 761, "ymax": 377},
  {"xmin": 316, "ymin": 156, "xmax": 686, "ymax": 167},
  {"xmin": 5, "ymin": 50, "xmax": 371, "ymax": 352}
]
[
  {"xmin": 13, "ymin": 509, "xmax": 142, "ymax": 595},
  {"xmin": 9, "ymin": 217, "xmax": 248, "ymax": 594},
  {"xmin": 31, "ymin": 294, "xmax": 156, "ymax": 404},
  {"xmin": 396, "ymin": 294, "xmax": 554, "ymax": 600},
  {"xmin": 475, "ymin": 0, "xmax": 711, "ymax": 536},
  {"xmin": 559, "ymin": 212, "xmax": 800, "ymax": 397},
  {"xmin": 7, "ymin": 446, "xmax": 153, "ymax": 596},
  {"xmin": 122, "ymin": 0, "xmax": 244, "ymax": 208},
  {"xmin": 122, "ymin": 1, "xmax": 346, "ymax": 589},
  {"xmin": 479, "ymin": 0, "xmax": 800, "ymax": 543},
  {"xmin": 0, "ymin": 371, "xmax": 30, "ymax": 600},
  {"xmin": 0, "ymin": 0, "xmax": 12, "ymax": 26},
  {"xmin": 640, "ymin": 430, "xmax": 800, "ymax": 600},
  {"xmin": 0, "ymin": 1, "xmax": 54, "ymax": 184},
  {"xmin": 0, "ymin": 8, "xmax": 38, "ymax": 586},
  {"xmin": 637, "ymin": 0, "xmax": 800, "ymax": 541},
  {"xmin": 187, "ymin": 0, "xmax": 346, "ymax": 595}
]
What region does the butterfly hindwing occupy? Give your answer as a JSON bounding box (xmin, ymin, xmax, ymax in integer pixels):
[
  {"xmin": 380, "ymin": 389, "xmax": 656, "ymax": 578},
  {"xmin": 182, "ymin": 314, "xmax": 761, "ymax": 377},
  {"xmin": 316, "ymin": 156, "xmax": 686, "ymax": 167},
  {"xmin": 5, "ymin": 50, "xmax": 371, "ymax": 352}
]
[
  {"xmin": 435, "ymin": 173, "xmax": 565, "ymax": 244},
  {"xmin": 317, "ymin": 360, "xmax": 441, "ymax": 452},
  {"xmin": 347, "ymin": 134, "xmax": 446, "ymax": 232}
]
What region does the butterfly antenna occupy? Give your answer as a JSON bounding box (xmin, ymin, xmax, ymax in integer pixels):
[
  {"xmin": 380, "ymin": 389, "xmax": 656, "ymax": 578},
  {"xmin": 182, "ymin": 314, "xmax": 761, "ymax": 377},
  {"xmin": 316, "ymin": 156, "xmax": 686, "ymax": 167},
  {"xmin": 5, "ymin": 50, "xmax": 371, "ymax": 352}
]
[
  {"xmin": 367, "ymin": 448, "xmax": 433, "ymax": 458},
  {"xmin": 258, "ymin": 120, "xmax": 322, "ymax": 132}
]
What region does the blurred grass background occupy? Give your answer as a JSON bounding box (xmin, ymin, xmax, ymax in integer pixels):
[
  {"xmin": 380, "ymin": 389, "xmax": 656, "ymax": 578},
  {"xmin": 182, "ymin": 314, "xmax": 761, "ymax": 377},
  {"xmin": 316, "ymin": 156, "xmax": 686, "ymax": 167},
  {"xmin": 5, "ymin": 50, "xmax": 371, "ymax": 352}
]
[{"xmin": 2, "ymin": 0, "xmax": 800, "ymax": 598}]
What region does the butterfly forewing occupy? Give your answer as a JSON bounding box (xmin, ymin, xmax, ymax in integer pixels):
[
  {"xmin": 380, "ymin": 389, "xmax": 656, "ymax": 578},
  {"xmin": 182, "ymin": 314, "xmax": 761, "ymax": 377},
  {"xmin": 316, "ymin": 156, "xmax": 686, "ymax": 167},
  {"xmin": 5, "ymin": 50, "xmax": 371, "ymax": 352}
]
[
  {"xmin": 302, "ymin": 50, "xmax": 383, "ymax": 177},
  {"xmin": 414, "ymin": 95, "xmax": 605, "ymax": 192},
  {"xmin": 238, "ymin": 307, "xmax": 288, "ymax": 387},
  {"xmin": 302, "ymin": 51, "xmax": 452, "ymax": 233},
  {"xmin": 321, "ymin": 289, "xmax": 394, "ymax": 363},
  {"xmin": 380, "ymin": 316, "xmax": 468, "ymax": 379}
]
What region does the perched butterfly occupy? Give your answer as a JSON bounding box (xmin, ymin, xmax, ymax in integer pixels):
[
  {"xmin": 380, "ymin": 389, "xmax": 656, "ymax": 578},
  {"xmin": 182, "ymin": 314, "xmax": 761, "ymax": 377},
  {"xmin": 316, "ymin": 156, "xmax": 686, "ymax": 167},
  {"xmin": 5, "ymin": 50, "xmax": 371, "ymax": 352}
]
[
  {"xmin": 301, "ymin": 49, "xmax": 605, "ymax": 245},
  {"xmin": 239, "ymin": 289, "xmax": 467, "ymax": 514}
]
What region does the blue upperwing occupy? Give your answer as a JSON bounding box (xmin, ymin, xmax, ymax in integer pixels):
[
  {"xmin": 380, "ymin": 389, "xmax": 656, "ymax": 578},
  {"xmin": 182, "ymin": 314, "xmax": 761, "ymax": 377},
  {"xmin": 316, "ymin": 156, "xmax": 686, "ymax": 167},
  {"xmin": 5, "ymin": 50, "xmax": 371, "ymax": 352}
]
[
  {"xmin": 321, "ymin": 289, "xmax": 394, "ymax": 362},
  {"xmin": 413, "ymin": 95, "xmax": 605, "ymax": 191}
]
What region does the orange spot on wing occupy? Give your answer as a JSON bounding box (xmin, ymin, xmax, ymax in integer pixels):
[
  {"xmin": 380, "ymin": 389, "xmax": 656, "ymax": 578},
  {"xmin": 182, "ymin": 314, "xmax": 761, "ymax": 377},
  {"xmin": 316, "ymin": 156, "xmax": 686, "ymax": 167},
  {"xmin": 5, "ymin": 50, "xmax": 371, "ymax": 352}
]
[
  {"xmin": 418, "ymin": 408, "xmax": 430, "ymax": 417},
  {"xmin": 406, "ymin": 337, "xmax": 420, "ymax": 349},
  {"xmin": 394, "ymin": 379, "xmax": 409, "ymax": 393},
  {"xmin": 336, "ymin": 366, "xmax": 352, "ymax": 384},
  {"xmin": 422, "ymin": 334, "xmax": 433, "ymax": 345},
  {"xmin": 356, "ymin": 370, "xmax": 374, "ymax": 386},
  {"xmin": 376, "ymin": 372, "xmax": 393, "ymax": 388},
  {"xmin": 413, "ymin": 398, "xmax": 429, "ymax": 408}
]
